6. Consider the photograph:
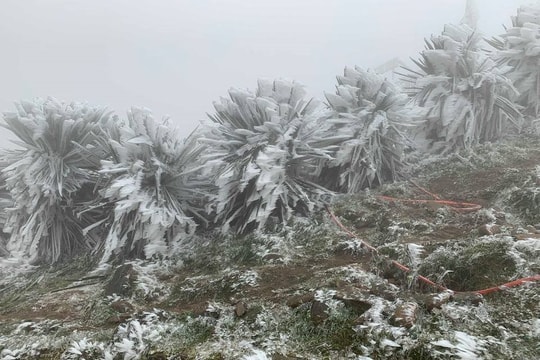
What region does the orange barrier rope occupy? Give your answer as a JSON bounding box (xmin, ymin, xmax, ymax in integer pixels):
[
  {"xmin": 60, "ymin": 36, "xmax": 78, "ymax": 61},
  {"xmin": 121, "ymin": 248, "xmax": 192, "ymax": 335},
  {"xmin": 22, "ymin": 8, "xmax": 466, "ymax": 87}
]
[
  {"xmin": 325, "ymin": 205, "xmax": 540, "ymax": 296},
  {"xmin": 377, "ymin": 180, "xmax": 482, "ymax": 213},
  {"xmin": 475, "ymin": 275, "xmax": 540, "ymax": 295},
  {"xmin": 378, "ymin": 196, "xmax": 483, "ymax": 212}
]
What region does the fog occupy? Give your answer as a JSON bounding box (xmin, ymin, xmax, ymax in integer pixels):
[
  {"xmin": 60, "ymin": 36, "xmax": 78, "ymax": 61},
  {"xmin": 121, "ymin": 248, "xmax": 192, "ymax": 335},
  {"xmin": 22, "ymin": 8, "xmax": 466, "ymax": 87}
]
[{"xmin": 0, "ymin": 0, "xmax": 529, "ymax": 146}]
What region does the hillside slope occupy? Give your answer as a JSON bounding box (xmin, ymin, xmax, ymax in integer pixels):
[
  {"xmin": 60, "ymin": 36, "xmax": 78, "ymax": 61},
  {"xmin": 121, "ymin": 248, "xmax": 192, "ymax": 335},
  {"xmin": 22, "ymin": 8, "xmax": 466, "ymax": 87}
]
[{"xmin": 1, "ymin": 135, "xmax": 540, "ymax": 359}]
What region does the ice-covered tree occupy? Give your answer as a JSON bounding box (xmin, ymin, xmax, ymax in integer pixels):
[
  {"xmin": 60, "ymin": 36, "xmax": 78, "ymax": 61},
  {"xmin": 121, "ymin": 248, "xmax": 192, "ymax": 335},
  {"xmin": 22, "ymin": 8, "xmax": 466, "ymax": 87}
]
[
  {"xmin": 0, "ymin": 154, "xmax": 13, "ymax": 257},
  {"xmin": 488, "ymin": 5, "xmax": 540, "ymax": 117},
  {"xmin": 320, "ymin": 66, "xmax": 415, "ymax": 192},
  {"xmin": 401, "ymin": 23, "xmax": 521, "ymax": 154},
  {"xmin": 1, "ymin": 98, "xmax": 112, "ymax": 263},
  {"xmin": 96, "ymin": 108, "xmax": 212, "ymax": 263},
  {"xmin": 201, "ymin": 79, "xmax": 337, "ymax": 234}
]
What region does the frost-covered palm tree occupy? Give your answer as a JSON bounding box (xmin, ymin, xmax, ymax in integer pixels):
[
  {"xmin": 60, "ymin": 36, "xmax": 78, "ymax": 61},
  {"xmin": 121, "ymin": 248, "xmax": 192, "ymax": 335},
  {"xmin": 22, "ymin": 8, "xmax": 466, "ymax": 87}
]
[
  {"xmin": 488, "ymin": 5, "xmax": 540, "ymax": 117},
  {"xmin": 401, "ymin": 23, "xmax": 521, "ymax": 153},
  {"xmin": 96, "ymin": 108, "xmax": 212, "ymax": 263},
  {"xmin": 201, "ymin": 79, "xmax": 337, "ymax": 234},
  {"xmin": 1, "ymin": 98, "xmax": 111, "ymax": 263},
  {"xmin": 0, "ymin": 154, "xmax": 13, "ymax": 257},
  {"xmin": 320, "ymin": 66, "xmax": 415, "ymax": 192}
]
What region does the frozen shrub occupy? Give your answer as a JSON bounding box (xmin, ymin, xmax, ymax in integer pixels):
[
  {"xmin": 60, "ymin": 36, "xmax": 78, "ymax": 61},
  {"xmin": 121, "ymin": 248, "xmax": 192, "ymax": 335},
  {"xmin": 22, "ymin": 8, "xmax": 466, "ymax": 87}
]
[
  {"xmin": 320, "ymin": 66, "xmax": 415, "ymax": 192},
  {"xmin": 96, "ymin": 108, "xmax": 213, "ymax": 263},
  {"xmin": 418, "ymin": 238, "xmax": 517, "ymax": 291},
  {"xmin": 402, "ymin": 23, "xmax": 522, "ymax": 153},
  {"xmin": 488, "ymin": 5, "xmax": 540, "ymax": 117},
  {"xmin": 1, "ymin": 98, "xmax": 111, "ymax": 263},
  {"xmin": 201, "ymin": 79, "xmax": 338, "ymax": 233}
]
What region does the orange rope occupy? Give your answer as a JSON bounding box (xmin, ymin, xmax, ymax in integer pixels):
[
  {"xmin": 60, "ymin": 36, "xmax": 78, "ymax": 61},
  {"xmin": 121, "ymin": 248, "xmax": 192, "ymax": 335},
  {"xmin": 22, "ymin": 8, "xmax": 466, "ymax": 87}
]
[
  {"xmin": 377, "ymin": 180, "xmax": 482, "ymax": 213},
  {"xmin": 475, "ymin": 275, "xmax": 540, "ymax": 295},
  {"xmin": 378, "ymin": 196, "xmax": 482, "ymax": 212},
  {"xmin": 325, "ymin": 205, "xmax": 540, "ymax": 296}
]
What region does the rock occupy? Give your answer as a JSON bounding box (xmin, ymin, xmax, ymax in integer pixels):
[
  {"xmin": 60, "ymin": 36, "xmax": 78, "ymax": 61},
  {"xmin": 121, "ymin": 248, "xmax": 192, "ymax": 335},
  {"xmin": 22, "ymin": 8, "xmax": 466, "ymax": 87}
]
[
  {"xmin": 453, "ymin": 292, "xmax": 484, "ymax": 305},
  {"xmin": 494, "ymin": 211, "xmax": 507, "ymax": 225},
  {"xmin": 368, "ymin": 284, "xmax": 398, "ymax": 301},
  {"xmin": 334, "ymin": 286, "xmax": 371, "ymax": 314},
  {"xmin": 111, "ymin": 300, "xmax": 134, "ymax": 314},
  {"xmin": 526, "ymin": 225, "xmax": 539, "ymax": 234},
  {"xmin": 262, "ymin": 253, "xmax": 284, "ymax": 263},
  {"xmin": 234, "ymin": 301, "xmax": 248, "ymax": 317},
  {"xmin": 390, "ymin": 302, "xmax": 418, "ymax": 328},
  {"xmin": 478, "ymin": 224, "xmax": 501, "ymax": 236},
  {"xmin": 425, "ymin": 290, "xmax": 454, "ymax": 311},
  {"xmin": 104, "ymin": 264, "xmax": 138, "ymax": 297},
  {"xmin": 310, "ymin": 300, "xmax": 329, "ymax": 325},
  {"xmin": 286, "ymin": 292, "xmax": 314, "ymax": 308},
  {"xmin": 105, "ymin": 314, "xmax": 131, "ymax": 325}
]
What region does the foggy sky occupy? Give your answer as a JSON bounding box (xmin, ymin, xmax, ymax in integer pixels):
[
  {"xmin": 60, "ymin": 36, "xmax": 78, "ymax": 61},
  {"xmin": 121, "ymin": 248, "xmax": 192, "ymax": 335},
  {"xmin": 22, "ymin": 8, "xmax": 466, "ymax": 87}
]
[{"xmin": 0, "ymin": 0, "xmax": 530, "ymax": 147}]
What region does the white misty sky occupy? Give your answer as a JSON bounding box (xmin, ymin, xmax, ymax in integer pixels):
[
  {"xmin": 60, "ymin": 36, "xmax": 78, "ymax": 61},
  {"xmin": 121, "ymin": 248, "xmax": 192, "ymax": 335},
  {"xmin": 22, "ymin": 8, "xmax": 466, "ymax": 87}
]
[{"xmin": 0, "ymin": 0, "xmax": 531, "ymax": 147}]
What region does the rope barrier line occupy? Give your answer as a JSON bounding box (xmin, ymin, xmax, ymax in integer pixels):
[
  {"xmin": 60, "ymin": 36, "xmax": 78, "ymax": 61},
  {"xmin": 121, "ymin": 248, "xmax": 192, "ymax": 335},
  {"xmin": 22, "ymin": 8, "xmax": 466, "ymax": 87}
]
[
  {"xmin": 474, "ymin": 275, "xmax": 540, "ymax": 295},
  {"xmin": 409, "ymin": 180, "xmax": 442, "ymax": 200},
  {"xmin": 377, "ymin": 180, "xmax": 482, "ymax": 213},
  {"xmin": 377, "ymin": 196, "xmax": 483, "ymax": 212},
  {"xmin": 325, "ymin": 205, "xmax": 540, "ymax": 296}
]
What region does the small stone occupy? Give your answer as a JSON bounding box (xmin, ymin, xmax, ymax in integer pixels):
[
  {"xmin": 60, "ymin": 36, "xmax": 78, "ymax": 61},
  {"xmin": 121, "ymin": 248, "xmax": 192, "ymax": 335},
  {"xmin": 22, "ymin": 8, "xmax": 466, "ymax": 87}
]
[
  {"xmin": 478, "ymin": 224, "xmax": 500, "ymax": 236},
  {"xmin": 286, "ymin": 292, "xmax": 314, "ymax": 308},
  {"xmin": 111, "ymin": 300, "xmax": 134, "ymax": 314},
  {"xmin": 234, "ymin": 301, "xmax": 248, "ymax": 317},
  {"xmin": 478, "ymin": 224, "xmax": 490, "ymax": 236},
  {"xmin": 334, "ymin": 286, "xmax": 371, "ymax": 314},
  {"xmin": 425, "ymin": 290, "xmax": 454, "ymax": 311},
  {"xmin": 390, "ymin": 302, "xmax": 418, "ymax": 328},
  {"xmin": 105, "ymin": 314, "xmax": 131, "ymax": 325},
  {"xmin": 262, "ymin": 253, "xmax": 284, "ymax": 263},
  {"xmin": 310, "ymin": 300, "xmax": 329, "ymax": 325},
  {"xmin": 494, "ymin": 211, "xmax": 506, "ymax": 225},
  {"xmin": 453, "ymin": 292, "xmax": 484, "ymax": 305}
]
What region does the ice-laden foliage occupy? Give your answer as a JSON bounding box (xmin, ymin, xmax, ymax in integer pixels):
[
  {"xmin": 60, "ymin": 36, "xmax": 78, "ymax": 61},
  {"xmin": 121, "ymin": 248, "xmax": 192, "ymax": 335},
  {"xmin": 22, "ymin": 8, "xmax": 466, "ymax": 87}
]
[
  {"xmin": 488, "ymin": 5, "xmax": 540, "ymax": 117},
  {"xmin": 0, "ymin": 98, "xmax": 112, "ymax": 263},
  {"xmin": 95, "ymin": 108, "xmax": 213, "ymax": 263},
  {"xmin": 321, "ymin": 66, "xmax": 415, "ymax": 192},
  {"xmin": 0, "ymin": 155, "xmax": 12, "ymax": 257},
  {"xmin": 201, "ymin": 79, "xmax": 338, "ymax": 234},
  {"xmin": 401, "ymin": 23, "xmax": 522, "ymax": 154}
]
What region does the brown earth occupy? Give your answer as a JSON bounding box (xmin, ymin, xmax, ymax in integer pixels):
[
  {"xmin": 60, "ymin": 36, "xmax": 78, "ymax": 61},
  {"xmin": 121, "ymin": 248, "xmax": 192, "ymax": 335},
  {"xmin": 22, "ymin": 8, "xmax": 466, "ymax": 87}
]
[{"xmin": 1, "ymin": 138, "xmax": 539, "ymax": 338}]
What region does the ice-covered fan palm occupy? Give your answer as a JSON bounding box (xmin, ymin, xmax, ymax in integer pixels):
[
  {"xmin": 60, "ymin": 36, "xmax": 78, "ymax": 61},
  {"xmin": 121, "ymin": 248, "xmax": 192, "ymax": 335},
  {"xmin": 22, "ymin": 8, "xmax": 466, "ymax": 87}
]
[
  {"xmin": 202, "ymin": 79, "xmax": 335, "ymax": 234},
  {"xmin": 97, "ymin": 108, "xmax": 211, "ymax": 263},
  {"xmin": 0, "ymin": 154, "xmax": 13, "ymax": 257},
  {"xmin": 1, "ymin": 98, "xmax": 111, "ymax": 263},
  {"xmin": 321, "ymin": 66, "xmax": 414, "ymax": 192},
  {"xmin": 488, "ymin": 5, "xmax": 540, "ymax": 117},
  {"xmin": 401, "ymin": 23, "xmax": 521, "ymax": 153}
]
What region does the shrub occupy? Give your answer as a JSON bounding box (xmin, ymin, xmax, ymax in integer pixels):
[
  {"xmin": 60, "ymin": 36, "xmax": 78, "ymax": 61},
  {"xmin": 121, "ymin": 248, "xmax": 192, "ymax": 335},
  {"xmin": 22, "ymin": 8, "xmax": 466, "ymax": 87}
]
[
  {"xmin": 488, "ymin": 5, "xmax": 540, "ymax": 117},
  {"xmin": 1, "ymin": 98, "xmax": 111, "ymax": 263},
  {"xmin": 96, "ymin": 108, "xmax": 213, "ymax": 263},
  {"xmin": 201, "ymin": 79, "xmax": 337, "ymax": 233},
  {"xmin": 320, "ymin": 66, "xmax": 415, "ymax": 192},
  {"xmin": 402, "ymin": 23, "xmax": 522, "ymax": 154}
]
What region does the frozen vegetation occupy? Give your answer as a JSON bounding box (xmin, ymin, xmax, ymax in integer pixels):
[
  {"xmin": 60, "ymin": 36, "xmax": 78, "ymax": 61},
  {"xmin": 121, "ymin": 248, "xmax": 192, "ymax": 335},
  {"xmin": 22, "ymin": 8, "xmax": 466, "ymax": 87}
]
[{"xmin": 1, "ymin": 4, "xmax": 540, "ymax": 359}]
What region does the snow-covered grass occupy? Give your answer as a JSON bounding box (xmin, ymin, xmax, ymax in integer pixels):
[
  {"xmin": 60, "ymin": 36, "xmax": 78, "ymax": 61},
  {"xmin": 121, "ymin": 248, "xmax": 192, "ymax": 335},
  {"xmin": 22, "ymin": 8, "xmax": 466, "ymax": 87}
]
[{"xmin": 1, "ymin": 129, "xmax": 539, "ymax": 359}]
